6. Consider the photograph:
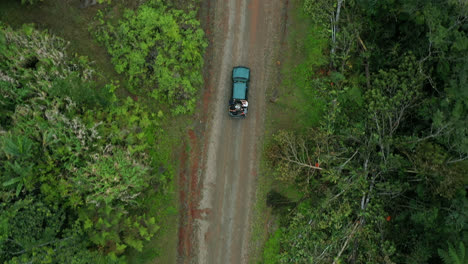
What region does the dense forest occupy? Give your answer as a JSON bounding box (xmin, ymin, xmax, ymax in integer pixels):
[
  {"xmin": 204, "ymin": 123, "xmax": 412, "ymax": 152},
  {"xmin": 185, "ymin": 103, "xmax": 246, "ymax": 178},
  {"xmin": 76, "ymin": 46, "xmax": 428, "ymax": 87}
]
[
  {"xmin": 0, "ymin": 0, "xmax": 205, "ymax": 263},
  {"xmin": 1, "ymin": 0, "xmax": 467, "ymax": 263},
  {"xmin": 264, "ymin": 0, "xmax": 468, "ymax": 263}
]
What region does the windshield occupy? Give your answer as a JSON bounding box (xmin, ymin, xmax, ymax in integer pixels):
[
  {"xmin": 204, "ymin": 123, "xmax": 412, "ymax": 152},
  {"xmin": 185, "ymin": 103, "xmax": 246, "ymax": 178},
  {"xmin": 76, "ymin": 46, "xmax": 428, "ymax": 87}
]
[{"xmin": 233, "ymin": 77, "xmax": 247, "ymax": 82}]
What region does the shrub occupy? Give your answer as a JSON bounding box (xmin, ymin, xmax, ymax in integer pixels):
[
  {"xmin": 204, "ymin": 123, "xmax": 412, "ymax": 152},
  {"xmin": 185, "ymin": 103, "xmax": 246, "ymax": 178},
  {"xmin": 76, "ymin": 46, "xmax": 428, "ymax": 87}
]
[{"xmin": 93, "ymin": 0, "xmax": 207, "ymax": 114}]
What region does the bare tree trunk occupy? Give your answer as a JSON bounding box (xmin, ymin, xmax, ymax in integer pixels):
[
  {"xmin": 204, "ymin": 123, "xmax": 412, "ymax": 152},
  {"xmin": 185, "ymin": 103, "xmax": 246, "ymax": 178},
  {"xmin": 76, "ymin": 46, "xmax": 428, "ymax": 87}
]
[
  {"xmin": 80, "ymin": 0, "xmax": 97, "ymax": 8},
  {"xmin": 331, "ymin": 0, "xmax": 344, "ymax": 57},
  {"xmin": 365, "ymin": 60, "xmax": 370, "ymax": 88},
  {"xmin": 357, "ymin": 35, "xmax": 371, "ymax": 89}
]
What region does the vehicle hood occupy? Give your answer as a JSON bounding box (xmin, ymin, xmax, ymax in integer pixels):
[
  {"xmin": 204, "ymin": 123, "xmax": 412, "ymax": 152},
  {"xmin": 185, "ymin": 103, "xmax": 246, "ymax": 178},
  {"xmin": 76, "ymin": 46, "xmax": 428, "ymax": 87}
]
[{"xmin": 233, "ymin": 67, "xmax": 250, "ymax": 79}]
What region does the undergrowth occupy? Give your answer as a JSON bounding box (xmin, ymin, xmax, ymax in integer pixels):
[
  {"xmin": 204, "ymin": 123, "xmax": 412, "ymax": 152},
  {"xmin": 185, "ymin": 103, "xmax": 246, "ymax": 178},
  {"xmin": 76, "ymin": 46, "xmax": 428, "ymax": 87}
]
[{"xmin": 92, "ymin": 0, "xmax": 207, "ymax": 115}]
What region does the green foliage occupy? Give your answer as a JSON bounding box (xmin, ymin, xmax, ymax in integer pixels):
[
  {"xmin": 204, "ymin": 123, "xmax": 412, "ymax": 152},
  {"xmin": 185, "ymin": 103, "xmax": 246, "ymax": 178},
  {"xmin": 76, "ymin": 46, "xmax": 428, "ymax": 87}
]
[
  {"xmin": 303, "ymin": 0, "xmax": 333, "ymax": 27},
  {"xmin": 438, "ymin": 242, "xmax": 468, "ymax": 264},
  {"xmin": 366, "ymin": 54, "xmax": 423, "ymax": 122},
  {"xmin": 0, "ymin": 199, "xmax": 63, "ymax": 256},
  {"xmin": 263, "ymin": 228, "xmax": 282, "ymax": 264},
  {"xmin": 93, "ymin": 0, "xmax": 207, "ymax": 114},
  {"xmin": 75, "ymin": 148, "xmax": 149, "ymax": 206},
  {"xmin": 283, "ymin": 21, "xmax": 328, "ymax": 128},
  {"xmin": 0, "ymin": 23, "xmax": 102, "ymax": 128},
  {"xmin": 0, "ymin": 24, "xmax": 171, "ymax": 262},
  {"xmin": 263, "ymin": 0, "xmax": 468, "ymax": 263},
  {"xmin": 408, "ymin": 142, "xmax": 467, "ymax": 198},
  {"xmin": 47, "ymin": 73, "xmax": 111, "ymax": 108},
  {"xmin": 79, "ymin": 204, "xmax": 160, "ymax": 254}
]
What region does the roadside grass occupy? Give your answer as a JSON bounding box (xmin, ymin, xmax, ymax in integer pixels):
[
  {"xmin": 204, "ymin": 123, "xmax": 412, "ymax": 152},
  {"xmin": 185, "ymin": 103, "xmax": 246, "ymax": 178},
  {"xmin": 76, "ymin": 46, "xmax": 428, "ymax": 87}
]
[
  {"xmin": 276, "ymin": 8, "xmax": 328, "ymax": 130},
  {"xmin": 249, "ymin": 0, "xmax": 329, "ymax": 263},
  {"xmin": 249, "ymin": 155, "xmax": 274, "ymax": 264},
  {"xmin": 0, "ymin": 1, "xmax": 198, "ymax": 263},
  {"xmin": 127, "ymin": 185, "xmax": 178, "ymax": 263},
  {"xmin": 263, "ymin": 2, "xmax": 328, "ymax": 134},
  {"xmin": 125, "ymin": 115, "xmax": 190, "ymax": 263},
  {"xmin": 144, "ymin": 113, "xmax": 194, "ymax": 263}
]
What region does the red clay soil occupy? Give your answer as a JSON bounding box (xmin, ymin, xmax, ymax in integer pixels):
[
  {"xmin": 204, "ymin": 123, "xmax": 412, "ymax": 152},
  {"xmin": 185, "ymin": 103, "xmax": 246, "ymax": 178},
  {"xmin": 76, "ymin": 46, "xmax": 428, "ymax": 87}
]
[
  {"xmin": 177, "ymin": 128, "xmax": 204, "ymax": 262},
  {"xmin": 177, "ymin": 75, "xmax": 215, "ymax": 262},
  {"xmin": 177, "ymin": 0, "xmax": 215, "ymax": 261}
]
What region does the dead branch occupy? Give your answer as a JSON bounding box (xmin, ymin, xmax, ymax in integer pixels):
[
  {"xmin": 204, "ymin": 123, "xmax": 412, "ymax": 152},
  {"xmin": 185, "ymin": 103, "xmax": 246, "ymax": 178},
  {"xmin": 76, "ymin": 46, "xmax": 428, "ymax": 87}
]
[
  {"xmin": 339, "ymin": 150, "xmax": 359, "ymax": 170},
  {"xmin": 332, "ymin": 221, "xmax": 360, "ymax": 264},
  {"xmin": 275, "ymin": 155, "xmax": 323, "ymax": 171}
]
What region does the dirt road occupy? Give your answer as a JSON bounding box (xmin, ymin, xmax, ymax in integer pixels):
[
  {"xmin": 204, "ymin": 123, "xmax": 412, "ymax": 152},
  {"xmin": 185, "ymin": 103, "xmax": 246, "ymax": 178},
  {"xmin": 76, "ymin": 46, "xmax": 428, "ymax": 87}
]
[{"xmin": 178, "ymin": 0, "xmax": 287, "ymax": 263}]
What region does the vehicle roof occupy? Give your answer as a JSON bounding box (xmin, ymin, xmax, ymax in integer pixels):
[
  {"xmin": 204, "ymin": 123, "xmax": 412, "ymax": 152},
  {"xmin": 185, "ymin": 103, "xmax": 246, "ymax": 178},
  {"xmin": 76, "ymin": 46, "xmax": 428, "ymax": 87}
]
[
  {"xmin": 233, "ymin": 82, "xmax": 247, "ymax": 99},
  {"xmin": 233, "ymin": 66, "xmax": 250, "ymax": 80}
]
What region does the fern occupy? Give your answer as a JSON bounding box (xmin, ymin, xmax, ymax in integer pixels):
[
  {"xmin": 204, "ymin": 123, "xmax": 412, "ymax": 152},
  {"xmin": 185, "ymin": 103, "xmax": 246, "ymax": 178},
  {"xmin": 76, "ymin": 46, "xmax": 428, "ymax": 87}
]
[
  {"xmin": 1, "ymin": 134, "xmax": 34, "ymax": 160},
  {"xmin": 438, "ymin": 242, "xmax": 468, "ymax": 264}
]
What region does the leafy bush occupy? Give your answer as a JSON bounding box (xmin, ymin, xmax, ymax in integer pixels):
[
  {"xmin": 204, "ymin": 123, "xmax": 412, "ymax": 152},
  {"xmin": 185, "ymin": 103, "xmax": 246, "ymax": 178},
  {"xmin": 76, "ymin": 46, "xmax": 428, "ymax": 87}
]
[
  {"xmin": 0, "ymin": 23, "xmax": 102, "ymax": 127},
  {"xmin": 93, "ymin": 0, "xmax": 207, "ymax": 114},
  {"xmin": 48, "ymin": 72, "xmax": 111, "ymax": 108},
  {"xmin": 75, "ymin": 148, "xmax": 149, "ymax": 206},
  {"xmin": 0, "ymin": 24, "xmax": 169, "ymax": 262}
]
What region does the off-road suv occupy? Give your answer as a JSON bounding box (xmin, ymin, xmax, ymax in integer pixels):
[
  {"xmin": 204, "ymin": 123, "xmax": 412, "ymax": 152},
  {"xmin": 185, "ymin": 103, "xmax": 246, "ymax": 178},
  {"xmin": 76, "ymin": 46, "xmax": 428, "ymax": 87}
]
[{"xmin": 228, "ymin": 66, "xmax": 250, "ymax": 118}]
